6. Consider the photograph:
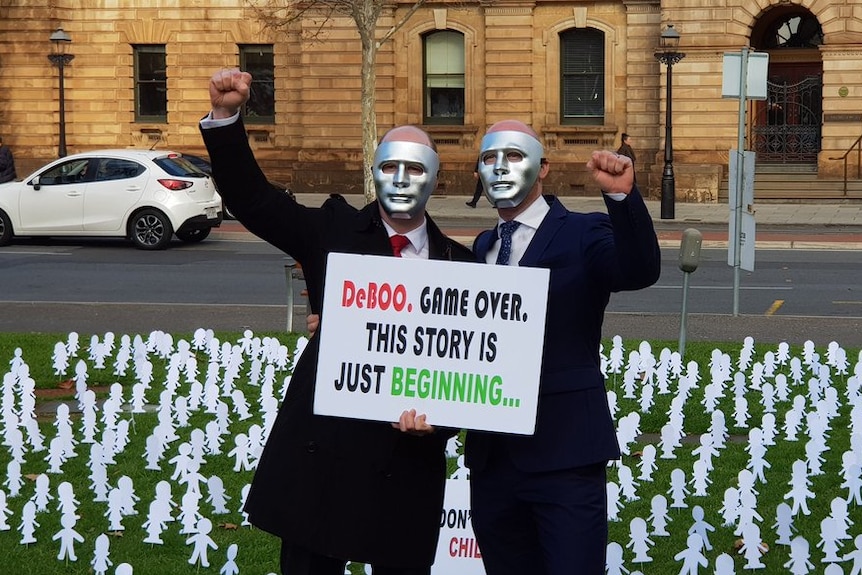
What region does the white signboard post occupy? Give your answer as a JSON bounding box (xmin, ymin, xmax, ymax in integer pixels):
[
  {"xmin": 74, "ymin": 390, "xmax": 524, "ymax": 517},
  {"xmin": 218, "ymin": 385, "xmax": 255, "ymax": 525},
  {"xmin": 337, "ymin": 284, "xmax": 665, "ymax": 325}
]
[{"xmin": 314, "ymin": 253, "xmax": 550, "ymax": 435}]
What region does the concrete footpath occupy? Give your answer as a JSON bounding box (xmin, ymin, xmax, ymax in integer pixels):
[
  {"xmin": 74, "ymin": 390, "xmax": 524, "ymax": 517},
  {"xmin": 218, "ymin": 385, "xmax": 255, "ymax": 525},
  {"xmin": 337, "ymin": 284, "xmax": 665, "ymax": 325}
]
[{"xmin": 215, "ymin": 193, "xmax": 862, "ymax": 251}]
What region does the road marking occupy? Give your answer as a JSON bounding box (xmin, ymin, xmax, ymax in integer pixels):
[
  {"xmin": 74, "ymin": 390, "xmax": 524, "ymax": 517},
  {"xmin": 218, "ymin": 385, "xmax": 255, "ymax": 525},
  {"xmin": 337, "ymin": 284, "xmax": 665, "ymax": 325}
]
[
  {"xmin": 650, "ymin": 285, "xmax": 793, "ymax": 291},
  {"xmin": 832, "ymin": 300, "xmax": 862, "ymax": 305},
  {"xmin": 765, "ymin": 300, "xmax": 784, "ymax": 316}
]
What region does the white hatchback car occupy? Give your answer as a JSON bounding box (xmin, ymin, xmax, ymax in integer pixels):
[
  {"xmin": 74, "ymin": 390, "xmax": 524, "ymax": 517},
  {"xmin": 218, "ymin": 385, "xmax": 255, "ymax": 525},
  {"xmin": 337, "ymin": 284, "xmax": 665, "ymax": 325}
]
[{"xmin": 0, "ymin": 149, "xmax": 222, "ymax": 250}]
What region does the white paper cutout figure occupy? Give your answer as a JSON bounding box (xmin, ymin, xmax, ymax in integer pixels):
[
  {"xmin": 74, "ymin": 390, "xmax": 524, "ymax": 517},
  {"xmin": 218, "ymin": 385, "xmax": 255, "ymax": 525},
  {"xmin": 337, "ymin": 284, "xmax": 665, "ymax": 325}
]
[
  {"xmin": 220, "ymin": 543, "xmax": 240, "ymax": 575},
  {"xmin": 80, "ymin": 389, "xmax": 99, "ymax": 444},
  {"xmin": 54, "ymin": 403, "xmax": 77, "ymax": 459},
  {"xmin": 627, "ymin": 517, "xmax": 653, "ymax": 563},
  {"xmin": 0, "ymin": 489, "xmax": 13, "ymax": 530},
  {"xmin": 605, "ymin": 541, "xmax": 628, "ymax": 575},
  {"xmin": 688, "ymin": 505, "xmax": 715, "ymax": 551},
  {"xmin": 178, "ymin": 490, "xmax": 203, "ymax": 534},
  {"xmin": 228, "ymin": 433, "xmax": 253, "ymax": 472},
  {"xmin": 638, "ymin": 444, "xmax": 658, "ymax": 482},
  {"xmin": 116, "ymin": 475, "xmax": 139, "ymax": 516},
  {"xmin": 719, "ymin": 487, "xmax": 740, "ymax": 527},
  {"xmin": 709, "ymin": 410, "xmax": 729, "ymax": 449},
  {"xmin": 738, "ymin": 336, "xmax": 755, "ymax": 372},
  {"xmin": 668, "ymin": 468, "xmax": 689, "ymax": 509},
  {"xmin": 842, "ymin": 534, "xmax": 862, "ymax": 575},
  {"xmin": 829, "ymin": 497, "xmax": 853, "ymax": 542},
  {"xmin": 648, "ymin": 494, "xmax": 671, "ymax": 536},
  {"xmin": 92, "ymin": 533, "xmax": 112, "ymax": 575},
  {"xmin": 239, "ymin": 483, "xmax": 252, "ymax": 526},
  {"xmin": 32, "ymin": 473, "xmax": 53, "ymax": 512},
  {"xmin": 89, "ymin": 443, "xmax": 110, "ymax": 503},
  {"xmin": 713, "ymin": 552, "xmax": 736, "ymax": 575},
  {"xmin": 52, "ymin": 341, "xmax": 70, "ymax": 375},
  {"xmin": 105, "ymin": 488, "xmax": 126, "ymax": 532},
  {"xmin": 692, "ymin": 433, "xmax": 718, "ymax": 473},
  {"xmin": 745, "ymin": 428, "xmax": 771, "ymax": 483},
  {"xmin": 53, "ymin": 512, "xmax": 84, "ymax": 561},
  {"xmin": 818, "ymin": 516, "xmax": 843, "ymax": 563},
  {"xmin": 606, "ymin": 482, "xmax": 622, "ymax": 522},
  {"xmin": 143, "ymin": 480, "xmax": 176, "ymax": 544},
  {"xmin": 773, "ymin": 502, "xmax": 796, "ymax": 545},
  {"xmin": 206, "ymin": 476, "xmax": 231, "ymax": 514},
  {"xmin": 56, "ymin": 481, "xmax": 80, "ymax": 521},
  {"xmin": 674, "ymin": 533, "xmax": 708, "ymax": 575},
  {"xmin": 187, "ymin": 517, "xmax": 218, "ymax": 568},
  {"xmin": 784, "ymin": 536, "xmax": 813, "ymax": 575},
  {"xmin": 659, "ymin": 424, "xmax": 680, "ymax": 459},
  {"xmin": 690, "ymin": 460, "xmax": 711, "ymax": 497},
  {"xmin": 784, "ymin": 459, "xmax": 814, "ymax": 517},
  {"xmin": 65, "ymin": 331, "xmax": 80, "ymax": 358},
  {"xmin": 738, "ymin": 522, "xmax": 766, "ymax": 569},
  {"xmin": 115, "ymin": 562, "xmax": 133, "ymax": 575},
  {"xmin": 19, "ymin": 500, "xmax": 39, "ymax": 544},
  {"xmin": 732, "ymin": 396, "xmax": 750, "ymax": 428}
]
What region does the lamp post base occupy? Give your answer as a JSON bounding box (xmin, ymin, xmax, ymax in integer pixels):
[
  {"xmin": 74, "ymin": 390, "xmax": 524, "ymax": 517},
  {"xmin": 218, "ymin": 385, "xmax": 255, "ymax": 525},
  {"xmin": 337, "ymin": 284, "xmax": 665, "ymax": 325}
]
[{"xmin": 660, "ymin": 172, "xmax": 675, "ymax": 220}]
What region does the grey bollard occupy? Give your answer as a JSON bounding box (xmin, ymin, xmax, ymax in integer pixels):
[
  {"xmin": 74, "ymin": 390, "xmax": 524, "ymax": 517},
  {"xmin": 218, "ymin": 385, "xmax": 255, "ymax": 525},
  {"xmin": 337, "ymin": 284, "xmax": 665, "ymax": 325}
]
[
  {"xmin": 678, "ymin": 228, "xmax": 703, "ymax": 358},
  {"xmin": 284, "ymin": 256, "xmax": 297, "ymax": 332}
]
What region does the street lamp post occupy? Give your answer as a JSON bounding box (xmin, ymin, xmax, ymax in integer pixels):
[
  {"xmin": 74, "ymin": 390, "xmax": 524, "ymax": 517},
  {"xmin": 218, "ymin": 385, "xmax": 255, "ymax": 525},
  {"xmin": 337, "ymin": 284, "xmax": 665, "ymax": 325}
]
[
  {"xmin": 654, "ymin": 24, "xmax": 685, "ymax": 220},
  {"xmin": 48, "ymin": 28, "xmax": 74, "ymax": 158}
]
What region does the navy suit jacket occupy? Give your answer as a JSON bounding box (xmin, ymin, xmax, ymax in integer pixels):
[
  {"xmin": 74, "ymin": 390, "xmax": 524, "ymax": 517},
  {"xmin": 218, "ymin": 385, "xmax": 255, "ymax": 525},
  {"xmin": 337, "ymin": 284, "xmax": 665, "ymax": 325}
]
[{"xmin": 465, "ymin": 191, "xmax": 661, "ymax": 472}]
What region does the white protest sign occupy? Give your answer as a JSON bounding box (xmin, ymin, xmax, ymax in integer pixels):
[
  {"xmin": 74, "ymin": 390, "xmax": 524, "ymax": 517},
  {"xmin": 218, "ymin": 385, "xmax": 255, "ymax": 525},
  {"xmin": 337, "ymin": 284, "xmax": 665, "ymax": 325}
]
[
  {"xmin": 314, "ymin": 253, "xmax": 549, "ymax": 434},
  {"xmin": 432, "ymin": 480, "xmax": 486, "ymax": 575}
]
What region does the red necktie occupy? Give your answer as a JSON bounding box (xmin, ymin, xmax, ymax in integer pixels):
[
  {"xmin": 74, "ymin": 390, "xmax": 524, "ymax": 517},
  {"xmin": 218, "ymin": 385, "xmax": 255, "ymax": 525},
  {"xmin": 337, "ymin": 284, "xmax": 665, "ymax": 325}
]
[{"xmin": 390, "ymin": 235, "xmax": 410, "ymax": 257}]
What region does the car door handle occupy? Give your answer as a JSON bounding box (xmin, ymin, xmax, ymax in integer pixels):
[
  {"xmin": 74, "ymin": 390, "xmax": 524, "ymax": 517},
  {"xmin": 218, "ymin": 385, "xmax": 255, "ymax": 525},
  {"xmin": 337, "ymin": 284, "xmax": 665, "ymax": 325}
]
[
  {"xmin": 125, "ymin": 186, "xmax": 142, "ymax": 192},
  {"xmin": 66, "ymin": 191, "xmax": 82, "ymax": 197}
]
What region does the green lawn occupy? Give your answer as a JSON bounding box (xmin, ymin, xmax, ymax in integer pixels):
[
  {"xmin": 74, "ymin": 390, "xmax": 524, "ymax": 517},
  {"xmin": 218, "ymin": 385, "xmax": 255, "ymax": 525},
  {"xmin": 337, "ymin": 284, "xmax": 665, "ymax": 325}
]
[{"xmin": 0, "ymin": 331, "xmax": 859, "ymax": 574}]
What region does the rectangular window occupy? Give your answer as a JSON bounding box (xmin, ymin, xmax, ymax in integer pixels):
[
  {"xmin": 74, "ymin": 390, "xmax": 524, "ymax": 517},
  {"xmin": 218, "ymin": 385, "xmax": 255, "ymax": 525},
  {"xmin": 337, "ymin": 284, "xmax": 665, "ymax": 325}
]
[
  {"xmin": 240, "ymin": 45, "xmax": 275, "ymax": 124},
  {"xmin": 134, "ymin": 45, "xmax": 167, "ymax": 122},
  {"xmin": 561, "ymin": 29, "xmax": 604, "ymax": 125},
  {"xmin": 424, "ymin": 31, "xmax": 465, "ymax": 125}
]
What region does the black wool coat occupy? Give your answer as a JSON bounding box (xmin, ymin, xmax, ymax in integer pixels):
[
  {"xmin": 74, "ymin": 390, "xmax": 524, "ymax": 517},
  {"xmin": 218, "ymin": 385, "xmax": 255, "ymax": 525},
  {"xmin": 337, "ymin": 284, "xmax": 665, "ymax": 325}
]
[{"xmin": 201, "ymin": 117, "xmax": 475, "ymax": 568}]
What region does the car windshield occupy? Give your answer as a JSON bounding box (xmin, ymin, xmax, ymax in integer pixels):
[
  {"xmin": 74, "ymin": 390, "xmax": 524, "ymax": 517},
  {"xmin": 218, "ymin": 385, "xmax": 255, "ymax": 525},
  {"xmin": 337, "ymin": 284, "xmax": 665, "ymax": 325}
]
[{"xmin": 155, "ymin": 156, "xmax": 208, "ymax": 177}]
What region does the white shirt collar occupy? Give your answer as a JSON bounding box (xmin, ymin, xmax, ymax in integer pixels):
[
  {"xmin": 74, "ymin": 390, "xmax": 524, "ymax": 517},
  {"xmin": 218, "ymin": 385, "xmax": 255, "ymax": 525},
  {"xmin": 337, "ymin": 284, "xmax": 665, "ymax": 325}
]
[{"xmin": 496, "ymin": 194, "xmax": 549, "ymax": 233}]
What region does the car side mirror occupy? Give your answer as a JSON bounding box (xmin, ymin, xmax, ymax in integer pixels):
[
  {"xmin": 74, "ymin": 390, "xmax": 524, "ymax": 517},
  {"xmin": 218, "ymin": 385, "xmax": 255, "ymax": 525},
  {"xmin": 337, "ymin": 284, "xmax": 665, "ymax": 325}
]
[{"xmin": 31, "ymin": 176, "xmax": 41, "ymax": 190}]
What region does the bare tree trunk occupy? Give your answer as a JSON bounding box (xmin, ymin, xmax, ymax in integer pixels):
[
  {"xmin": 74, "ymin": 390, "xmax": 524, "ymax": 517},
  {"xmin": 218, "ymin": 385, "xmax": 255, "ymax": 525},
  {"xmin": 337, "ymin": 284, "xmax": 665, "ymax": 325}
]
[{"xmin": 360, "ymin": 34, "xmax": 377, "ymax": 204}]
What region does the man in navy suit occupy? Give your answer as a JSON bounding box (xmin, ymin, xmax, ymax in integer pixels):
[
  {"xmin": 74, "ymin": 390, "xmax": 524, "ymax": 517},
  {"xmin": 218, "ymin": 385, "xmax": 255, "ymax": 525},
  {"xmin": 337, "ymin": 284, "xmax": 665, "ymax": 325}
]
[{"xmin": 465, "ymin": 120, "xmax": 661, "ymax": 575}]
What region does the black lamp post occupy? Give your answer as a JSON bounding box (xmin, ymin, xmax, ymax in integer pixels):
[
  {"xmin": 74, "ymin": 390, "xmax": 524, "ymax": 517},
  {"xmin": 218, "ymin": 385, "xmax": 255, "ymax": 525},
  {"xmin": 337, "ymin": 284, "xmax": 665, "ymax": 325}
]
[
  {"xmin": 654, "ymin": 24, "xmax": 685, "ymax": 220},
  {"xmin": 48, "ymin": 27, "xmax": 74, "ymax": 158}
]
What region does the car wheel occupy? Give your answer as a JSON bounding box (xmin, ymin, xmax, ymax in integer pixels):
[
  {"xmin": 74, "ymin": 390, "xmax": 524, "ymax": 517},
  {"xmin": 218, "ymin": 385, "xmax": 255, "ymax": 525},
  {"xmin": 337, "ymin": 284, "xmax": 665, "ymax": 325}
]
[
  {"xmin": 176, "ymin": 227, "xmax": 211, "ymax": 243},
  {"xmin": 129, "ymin": 208, "xmax": 173, "ymax": 250},
  {"xmin": 0, "ymin": 209, "xmax": 13, "ymax": 246}
]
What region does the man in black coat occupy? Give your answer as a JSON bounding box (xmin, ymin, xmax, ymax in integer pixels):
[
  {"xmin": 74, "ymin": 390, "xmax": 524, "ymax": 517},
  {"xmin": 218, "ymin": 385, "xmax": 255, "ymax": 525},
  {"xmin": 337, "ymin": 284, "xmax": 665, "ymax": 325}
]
[
  {"xmin": 200, "ymin": 68, "xmax": 475, "ymax": 575},
  {"xmin": 0, "ymin": 136, "xmax": 17, "ymax": 184}
]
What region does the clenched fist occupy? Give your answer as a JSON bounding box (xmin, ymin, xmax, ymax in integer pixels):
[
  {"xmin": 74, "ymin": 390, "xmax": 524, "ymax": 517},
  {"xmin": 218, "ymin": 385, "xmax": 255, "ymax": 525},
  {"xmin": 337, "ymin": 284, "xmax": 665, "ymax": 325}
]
[
  {"xmin": 209, "ymin": 69, "xmax": 253, "ymax": 119},
  {"xmin": 586, "ymin": 150, "xmax": 634, "ymax": 196}
]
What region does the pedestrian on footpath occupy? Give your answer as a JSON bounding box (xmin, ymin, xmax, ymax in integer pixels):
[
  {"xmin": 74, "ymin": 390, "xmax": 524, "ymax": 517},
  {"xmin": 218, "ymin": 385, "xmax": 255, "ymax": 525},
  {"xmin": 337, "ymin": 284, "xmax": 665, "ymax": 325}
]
[
  {"xmin": 0, "ymin": 136, "xmax": 17, "ymax": 184},
  {"xmin": 617, "ymin": 132, "xmax": 636, "ymax": 183}
]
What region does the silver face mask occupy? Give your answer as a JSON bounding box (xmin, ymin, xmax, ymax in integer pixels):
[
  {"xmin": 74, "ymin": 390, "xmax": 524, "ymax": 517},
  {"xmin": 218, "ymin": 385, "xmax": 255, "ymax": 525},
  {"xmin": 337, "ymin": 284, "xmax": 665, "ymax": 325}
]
[
  {"xmin": 373, "ymin": 141, "xmax": 440, "ymax": 220},
  {"xmin": 478, "ymin": 130, "xmax": 544, "ymax": 208}
]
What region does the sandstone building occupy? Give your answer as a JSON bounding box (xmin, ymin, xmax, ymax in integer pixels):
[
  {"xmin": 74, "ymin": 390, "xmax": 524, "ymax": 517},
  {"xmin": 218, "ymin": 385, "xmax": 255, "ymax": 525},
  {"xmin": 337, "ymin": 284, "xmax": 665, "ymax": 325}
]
[{"xmin": 1, "ymin": 0, "xmax": 860, "ymax": 201}]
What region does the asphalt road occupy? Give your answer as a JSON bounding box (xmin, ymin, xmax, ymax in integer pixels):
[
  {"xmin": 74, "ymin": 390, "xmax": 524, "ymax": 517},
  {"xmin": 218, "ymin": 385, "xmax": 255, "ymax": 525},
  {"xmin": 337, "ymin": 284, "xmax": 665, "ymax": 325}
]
[{"xmin": 2, "ymin": 232, "xmax": 860, "ymax": 347}]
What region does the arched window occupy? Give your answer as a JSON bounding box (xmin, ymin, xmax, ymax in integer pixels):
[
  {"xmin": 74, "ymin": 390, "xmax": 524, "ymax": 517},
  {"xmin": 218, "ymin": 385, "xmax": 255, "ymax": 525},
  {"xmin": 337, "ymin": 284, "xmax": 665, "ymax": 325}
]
[
  {"xmin": 762, "ymin": 13, "xmax": 823, "ymax": 49},
  {"xmin": 423, "ymin": 30, "xmax": 465, "ymax": 125},
  {"xmin": 560, "ymin": 28, "xmax": 604, "ymax": 125}
]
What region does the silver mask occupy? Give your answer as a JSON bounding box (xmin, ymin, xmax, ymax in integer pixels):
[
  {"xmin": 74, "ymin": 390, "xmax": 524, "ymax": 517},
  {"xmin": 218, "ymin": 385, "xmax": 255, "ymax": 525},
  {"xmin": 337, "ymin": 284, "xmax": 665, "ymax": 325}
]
[
  {"xmin": 373, "ymin": 141, "xmax": 439, "ymax": 220},
  {"xmin": 478, "ymin": 130, "xmax": 544, "ymax": 208}
]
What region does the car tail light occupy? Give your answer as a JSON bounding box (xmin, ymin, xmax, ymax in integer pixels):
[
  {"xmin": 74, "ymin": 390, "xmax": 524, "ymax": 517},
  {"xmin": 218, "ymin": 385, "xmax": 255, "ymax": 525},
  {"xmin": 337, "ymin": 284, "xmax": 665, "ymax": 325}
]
[{"xmin": 157, "ymin": 178, "xmax": 194, "ymax": 191}]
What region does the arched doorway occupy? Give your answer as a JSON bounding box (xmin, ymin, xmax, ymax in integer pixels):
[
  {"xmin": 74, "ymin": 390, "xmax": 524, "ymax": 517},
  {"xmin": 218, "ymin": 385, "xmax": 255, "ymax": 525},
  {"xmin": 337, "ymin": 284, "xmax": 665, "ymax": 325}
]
[{"xmin": 750, "ymin": 7, "xmax": 823, "ymax": 164}]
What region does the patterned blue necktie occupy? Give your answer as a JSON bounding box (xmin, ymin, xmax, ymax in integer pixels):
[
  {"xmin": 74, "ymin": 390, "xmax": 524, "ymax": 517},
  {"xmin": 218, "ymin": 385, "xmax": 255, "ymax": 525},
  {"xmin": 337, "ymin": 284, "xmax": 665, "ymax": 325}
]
[{"xmin": 495, "ymin": 220, "xmax": 521, "ymax": 265}]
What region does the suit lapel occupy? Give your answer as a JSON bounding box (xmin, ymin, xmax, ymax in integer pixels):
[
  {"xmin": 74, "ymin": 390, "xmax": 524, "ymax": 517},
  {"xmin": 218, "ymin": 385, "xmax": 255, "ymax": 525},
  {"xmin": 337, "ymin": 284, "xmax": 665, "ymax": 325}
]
[{"xmin": 520, "ymin": 196, "xmax": 567, "ymax": 267}]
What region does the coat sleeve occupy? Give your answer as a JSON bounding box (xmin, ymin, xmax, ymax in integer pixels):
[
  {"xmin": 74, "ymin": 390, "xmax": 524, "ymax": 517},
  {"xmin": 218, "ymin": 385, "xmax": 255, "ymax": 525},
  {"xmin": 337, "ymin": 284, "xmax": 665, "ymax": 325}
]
[
  {"xmin": 587, "ymin": 186, "xmax": 661, "ymax": 292},
  {"xmin": 200, "ymin": 116, "xmax": 324, "ymax": 264}
]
